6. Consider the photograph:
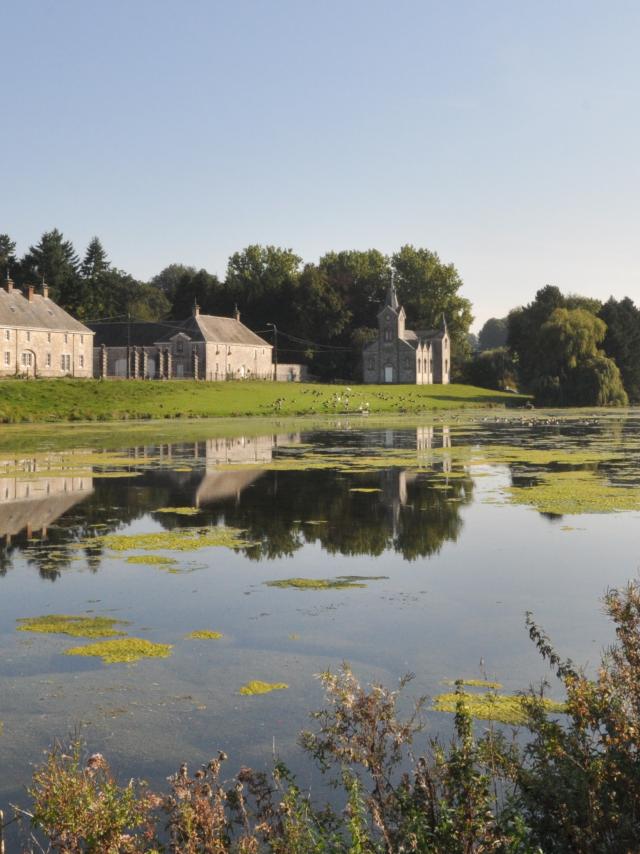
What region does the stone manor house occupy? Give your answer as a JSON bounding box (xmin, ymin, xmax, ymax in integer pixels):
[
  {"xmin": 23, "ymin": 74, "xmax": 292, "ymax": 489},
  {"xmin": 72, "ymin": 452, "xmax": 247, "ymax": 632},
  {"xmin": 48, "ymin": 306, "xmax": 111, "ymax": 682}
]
[
  {"xmin": 362, "ymin": 282, "xmax": 450, "ymax": 384},
  {"xmin": 0, "ymin": 274, "xmax": 94, "ymax": 378},
  {"xmin": 90, "ymin": 304, "xmax": 307, "ymax": 381}
]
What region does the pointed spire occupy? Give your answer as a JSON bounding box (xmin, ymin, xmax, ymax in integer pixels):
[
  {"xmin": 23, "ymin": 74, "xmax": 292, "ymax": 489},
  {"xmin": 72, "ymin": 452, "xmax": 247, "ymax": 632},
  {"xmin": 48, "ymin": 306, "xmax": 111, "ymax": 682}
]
[
  {"xmin": 386, "ymin": 271, "xmax": 399, "ymax": 311},
  {"xmin": 441, "ymin": 313, "xmax": 448, "ymax": 333},
  {"xmin": 193, "ymin": 299, "xmax": 200, "ymax": 318}
]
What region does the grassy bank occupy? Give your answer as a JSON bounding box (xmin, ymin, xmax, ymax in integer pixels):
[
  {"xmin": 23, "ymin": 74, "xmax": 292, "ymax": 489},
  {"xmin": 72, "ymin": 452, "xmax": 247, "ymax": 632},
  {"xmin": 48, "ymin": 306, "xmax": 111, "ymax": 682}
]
[{"xmin": 0, "ymin": 378, "xmax": 525, "ymax": 423}]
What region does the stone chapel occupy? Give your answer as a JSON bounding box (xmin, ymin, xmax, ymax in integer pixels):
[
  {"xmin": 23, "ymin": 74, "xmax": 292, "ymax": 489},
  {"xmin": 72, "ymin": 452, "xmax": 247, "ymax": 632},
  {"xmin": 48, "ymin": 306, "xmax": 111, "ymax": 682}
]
[{"xmin": 362, "ymin": 281, "xmax": 450, "ymax": 384}]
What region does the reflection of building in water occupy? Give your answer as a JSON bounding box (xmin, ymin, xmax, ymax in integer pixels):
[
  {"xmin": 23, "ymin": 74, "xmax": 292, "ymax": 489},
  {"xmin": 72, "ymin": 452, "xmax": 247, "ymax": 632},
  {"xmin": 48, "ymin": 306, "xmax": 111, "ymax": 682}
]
[
  {"xmin": 0, "ymin": 476, "xmax": 94, "ymax": 543},
  {"xmin": 158, "ymin": 433, "xmax": 301, "ymax": 507}
]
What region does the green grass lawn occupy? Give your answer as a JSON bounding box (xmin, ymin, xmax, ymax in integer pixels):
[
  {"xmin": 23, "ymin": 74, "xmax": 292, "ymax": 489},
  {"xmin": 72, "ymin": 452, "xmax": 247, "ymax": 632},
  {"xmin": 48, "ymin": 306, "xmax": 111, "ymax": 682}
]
[{"xmin": 0, "ymin": 378, "xmax": 526, "ymax": 424}]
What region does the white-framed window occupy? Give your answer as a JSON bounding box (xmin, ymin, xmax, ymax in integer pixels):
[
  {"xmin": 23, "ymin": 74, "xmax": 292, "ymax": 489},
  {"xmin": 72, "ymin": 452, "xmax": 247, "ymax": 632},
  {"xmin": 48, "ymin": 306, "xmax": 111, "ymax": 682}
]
[
  {"xmin": 64, "ymin": 333, "xmax": 68, "ymax": 344},
  {"xmin": 47, "ymin": 332, "xmax": 51, "ymax": 343},
  {"xmin": 227, "ymin": 346, "xmax": 231, "ymax": 355},
  {"xmin": 79, "ymin": 355, "xmax": 84, "ymax": 368},
  {"xmin": 21, "ymin": 352, "xmax": 33, "ymax": 367},
  {"xmin": 4, "ymin": 351, "xmax": 10, "ymax": 366},
  {"xmin": 61, "ymin": 354, "xmax": 71, "ymax": 371},
  {"xmin": 4, "ymin": 329, "xmax": 10, "ymax": 341},
  {"xmin": 46, "ymin": 353, "xmax": 51, "ymax": 368},
  {"xmin": 80, "ymin": 334, "xmax": 84, "ymax": 344},
  {"xmin": 26, "ymin": 330, "xmax": 31, "ymax": 342}
]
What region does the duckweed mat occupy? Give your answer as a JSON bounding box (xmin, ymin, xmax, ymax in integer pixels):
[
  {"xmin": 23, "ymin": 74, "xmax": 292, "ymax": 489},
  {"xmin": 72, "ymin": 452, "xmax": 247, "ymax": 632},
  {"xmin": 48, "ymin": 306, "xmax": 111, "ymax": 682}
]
[
  {"xmin": 16, "ymin": 614, "xmax": 129, "ymax": 639},
  {"xmin": 433, "ymin": 691, "xmax": 565, "ymax": 725},
  {"xmin": 265, "ymin": 575, "xmax": 388, "ymax": 590},
  {"xmin": 90, "ymin": 526, "xmax": 255, "ymax": 552},
  {"xmin": 65, "ymin": 638, "xmax": 173, "ymax": 664},
  {"xmin": 239, "ymin": 680, "xmax": 289, "ymax": 695},
  {"xmin": 186, "ymin": 630, "xmax": 224, "ymax": 639}
]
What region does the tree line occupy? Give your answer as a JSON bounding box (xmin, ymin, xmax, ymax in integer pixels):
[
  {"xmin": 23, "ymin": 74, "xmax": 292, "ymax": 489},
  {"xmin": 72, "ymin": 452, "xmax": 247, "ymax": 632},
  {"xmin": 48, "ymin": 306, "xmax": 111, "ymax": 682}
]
[
  {"xmin": 0, "ymin": 230, "xmax": 472, "ymax": 380},
  {"xmin": 471, "ymin": 285, "xmax": 640, "ymax": 405}
]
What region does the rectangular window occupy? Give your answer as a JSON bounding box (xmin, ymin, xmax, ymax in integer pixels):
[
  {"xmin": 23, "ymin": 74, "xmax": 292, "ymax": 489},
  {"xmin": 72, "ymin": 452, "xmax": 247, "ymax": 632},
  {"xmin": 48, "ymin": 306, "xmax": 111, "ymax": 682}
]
[
  {"xmin": 26, "ymin": 330, "xmax": 31, "ymax": 342},
  {"xmin": 383, "ymin": 329, "xmax": 392, "ymax": 342},
  {"xmin": 80, "ymin": 334, "xmax": 84, "ymax": 344},
  {"xmin": 4, "ymin": 352, "xmax": 10, "ymax": 366},
  {"xmin": 5, "ymin": 330, "xmax": 10, "ymax": 341},
  {"xmin": 47, "ymin": 332, "xmax": 51, "ymax": 343},
  {"xmin": 79, "ymin": 355, "xmax": 84, "ymax": 368},
  {"xmin": 367, "ymin": 358, "xmax": 375, "ymax": 370},
  {"xmin": 176, "ymin": 339, "xmax": 184, "ymax": 354},
  {"xmin": 64, "ymin": 333, "xmax": 68, "ymax": 344},
  {"xmin": 21, "ymin": 352, "xmax": 33, "ymax": 367},
  {"xmin": 61, "ymin": 354, "xmax": 71, "ymax": 371},
  {"xmin": 46, "ymin": 353, "xmax": 51, "ymax": 368}
]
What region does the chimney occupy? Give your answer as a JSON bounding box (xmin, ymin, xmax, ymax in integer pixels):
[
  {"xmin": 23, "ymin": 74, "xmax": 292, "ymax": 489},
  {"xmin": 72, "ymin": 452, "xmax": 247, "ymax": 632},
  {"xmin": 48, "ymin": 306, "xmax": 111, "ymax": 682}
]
[
  {"xmin": 27, "ymin": 285, "xmax": 34, "ymax": 302},
  {"xmin": 41, "ymin": 278, "xmax": 49, "ymax": 299},
  {"xmin": 5, "ymin": 270, "xmax": 13, "ymax": 293},
  {"xmin": 193, "ymin": 300, "xmax": 200, "ymax": 318},
  {"xmin": 234, "ymin": 304, "xmax": 241, "ymax": 322}
]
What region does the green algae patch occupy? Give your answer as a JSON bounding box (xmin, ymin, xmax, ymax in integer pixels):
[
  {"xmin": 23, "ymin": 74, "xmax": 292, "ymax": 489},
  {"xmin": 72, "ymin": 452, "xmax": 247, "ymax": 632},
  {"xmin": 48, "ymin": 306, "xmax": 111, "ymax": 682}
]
[
  {"xmin": 265, "ymin": 575, "xmax": 387, "ymax": 590},
  {"xmin": 239, "ymin": 680, "xmax": 288, "ymax": 696},
  {"xmin": 186, "ymin": 630, "xmax": 223, "ymax": 640},
  {"xmin": 155, "ymin": 507, "xmax": 202, "ymax": 516},
  {"xmin": 349, "ymin": 487, "xmax": 382, "ymax": 493},
  {"xmin": 17, "ymin": 614, "xmax": 128, "ymax": 639},
  {"xmin": 506, "ymin": 469, "xmax": 640, "ymax": 515},
  {"xmin": 65, "ymin": 638, "xmax": 172, "ymax": 664},
  {"xmin": 125, "ymin": 555, "xmax": 179, "ymax": 566},
  {"xmin": 433, "ymin": 691, "xmax": 565, "ymax": 725},
  {"xmin": 91, "ymin": 526, "xmax": 254, "ymax": 552}
]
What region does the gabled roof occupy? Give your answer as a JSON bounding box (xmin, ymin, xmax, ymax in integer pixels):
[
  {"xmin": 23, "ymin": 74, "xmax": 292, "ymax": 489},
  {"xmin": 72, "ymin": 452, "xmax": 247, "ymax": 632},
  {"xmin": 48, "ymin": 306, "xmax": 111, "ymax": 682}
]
[
  {"xmin": 0, "ymin": 288, "xmax": 93, "ymax": 334},
  {"xmin": 89, "ymin": 314, "xmax": 272, "ymax": 349},
  {"xmin": 193, "ymin": 315, "xmax": 271, "ymax": 347}
]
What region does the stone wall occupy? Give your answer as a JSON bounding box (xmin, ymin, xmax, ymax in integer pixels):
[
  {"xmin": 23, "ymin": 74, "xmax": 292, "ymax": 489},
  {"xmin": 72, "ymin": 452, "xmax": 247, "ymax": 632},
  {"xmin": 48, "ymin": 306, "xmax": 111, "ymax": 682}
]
[{"xmin": 0, "ymin": 328, "xmax": 93, "ymax": 378}]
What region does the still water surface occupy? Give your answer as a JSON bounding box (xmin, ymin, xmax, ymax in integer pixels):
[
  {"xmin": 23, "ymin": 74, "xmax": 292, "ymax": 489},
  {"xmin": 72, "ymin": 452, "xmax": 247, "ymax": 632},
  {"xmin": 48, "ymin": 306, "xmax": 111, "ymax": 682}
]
[{"xmin": 1, "ymin": 413, "xmax": 639, "ymax": 811}]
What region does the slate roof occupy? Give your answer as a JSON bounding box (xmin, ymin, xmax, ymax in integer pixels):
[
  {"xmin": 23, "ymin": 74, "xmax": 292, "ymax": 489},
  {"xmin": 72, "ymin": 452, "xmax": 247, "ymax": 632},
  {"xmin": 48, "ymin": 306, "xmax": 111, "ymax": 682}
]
[
  {"xmin": 0, "ymin": 288, "xmax": 93, "ymax": 334},
  {"xmin": 89, "ymin": 315, "xmax": 272, "ymax": 349}
]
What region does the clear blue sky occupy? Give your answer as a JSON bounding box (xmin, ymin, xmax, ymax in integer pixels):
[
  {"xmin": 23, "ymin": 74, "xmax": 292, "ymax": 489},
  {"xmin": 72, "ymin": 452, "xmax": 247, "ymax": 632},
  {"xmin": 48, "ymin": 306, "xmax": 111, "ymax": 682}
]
[{"xmin": 4, "ymin": 0, "xmax": 639, "ymax": 327}]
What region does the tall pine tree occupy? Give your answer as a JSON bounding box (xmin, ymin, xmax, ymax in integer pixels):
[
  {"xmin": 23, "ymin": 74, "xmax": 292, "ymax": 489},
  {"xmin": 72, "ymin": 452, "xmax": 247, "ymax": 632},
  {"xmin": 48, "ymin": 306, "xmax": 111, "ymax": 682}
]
[{"xmin": 21, "ymin": 229, "xmax": 80, "ymax": 308}]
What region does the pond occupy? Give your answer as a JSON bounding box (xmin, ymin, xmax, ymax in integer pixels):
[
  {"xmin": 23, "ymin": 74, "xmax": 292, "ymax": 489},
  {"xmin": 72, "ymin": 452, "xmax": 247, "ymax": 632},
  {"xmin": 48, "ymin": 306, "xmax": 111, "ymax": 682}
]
[{"xmin": 1, "ymin": 411, "xmax": 640, "ymax": 815}]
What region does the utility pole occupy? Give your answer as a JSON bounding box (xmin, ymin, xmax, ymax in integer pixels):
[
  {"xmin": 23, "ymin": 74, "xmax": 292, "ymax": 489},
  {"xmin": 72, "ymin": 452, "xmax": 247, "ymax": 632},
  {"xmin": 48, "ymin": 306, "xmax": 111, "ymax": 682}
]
[{"xmin": 267, "ymin": 322, "xmax": 278, "ymax": 381}]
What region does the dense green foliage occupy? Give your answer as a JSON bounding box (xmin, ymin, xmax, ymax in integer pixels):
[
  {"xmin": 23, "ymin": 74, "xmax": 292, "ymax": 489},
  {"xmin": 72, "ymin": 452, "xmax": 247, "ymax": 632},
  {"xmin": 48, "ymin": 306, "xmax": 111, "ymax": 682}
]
[
  {"xmin": 508, "ymin": 286, "xmax": 633, "ymax": 406},
  {"xmin": 464, "ymin": 347, "xmax": 517, "ymax": 391},
  {"xmin": 477, "ymin": 316, "xmax": 508, "ymax": 351},
  {"xmin": 14, "ymin": 580, "xmax": 640, "ymax": 851}
]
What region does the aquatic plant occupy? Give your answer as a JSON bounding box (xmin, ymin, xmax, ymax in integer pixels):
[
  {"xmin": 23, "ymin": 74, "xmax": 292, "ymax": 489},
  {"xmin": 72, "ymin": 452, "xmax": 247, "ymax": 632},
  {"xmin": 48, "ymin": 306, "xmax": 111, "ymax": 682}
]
[
  {"xmin": 64, "ymin": 638, "xmax": 172, "ymax": 664},
  {"xmin": 507, "ymin": 468, "xmax": 640, "ymax": 515},
  {"xmin": 265, "ymin": 575, "xmax": 388, "ymax": 590},
  {"xmin": 349, "ymin": 487, "xmax": 382, "ymax": 493},
  {"xmin": 124, "ymin": 555, "xmax": 179, "ymax": 566},
  {"xmin": 155, "ymin": 506, "xmax": 202, "ymax": 516},
  {"xmin": 186, "ymin": 630, "xmax": 223, "ymax": 639},
  {"xmin": 91, "ymin": 526, "xmax": 254, "ymax": 552},
  {"xmin": 433, "ymin": 689, "xmax": 565, "ymax": 725},
  {"xmin": 239, "ymin": 680, "xmax": 288, "ymax": 695},
  {"xmin": 16, "ymin": 614, "xmax": 128, "ymax": 639}
]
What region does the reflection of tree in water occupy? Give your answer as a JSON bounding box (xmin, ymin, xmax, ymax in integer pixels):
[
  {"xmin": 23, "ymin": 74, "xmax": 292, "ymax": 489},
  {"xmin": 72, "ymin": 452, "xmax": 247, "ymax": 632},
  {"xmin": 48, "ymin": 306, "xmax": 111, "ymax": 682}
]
[
  {"xmin": 0, "ymin": 430, "xmax": 472, "ymax": 575},
  {"xmin": 167, "ymin": 467, "xmax": 473, "ymax": 561}
]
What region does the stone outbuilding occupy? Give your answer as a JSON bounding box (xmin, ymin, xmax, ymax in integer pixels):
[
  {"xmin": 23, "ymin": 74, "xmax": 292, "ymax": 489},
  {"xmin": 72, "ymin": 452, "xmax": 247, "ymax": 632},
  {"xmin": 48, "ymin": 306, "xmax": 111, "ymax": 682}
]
[
  {"xmin": 362, "ymin": 282, "xmax": 450, "ymax": 384},
  {"xmin": 90, "ymin": 305, "xmax": 274, "ymax": 380},
  {"xmin": 0, "ymin": 274, "xmax": 94, "ymax": 378}
]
